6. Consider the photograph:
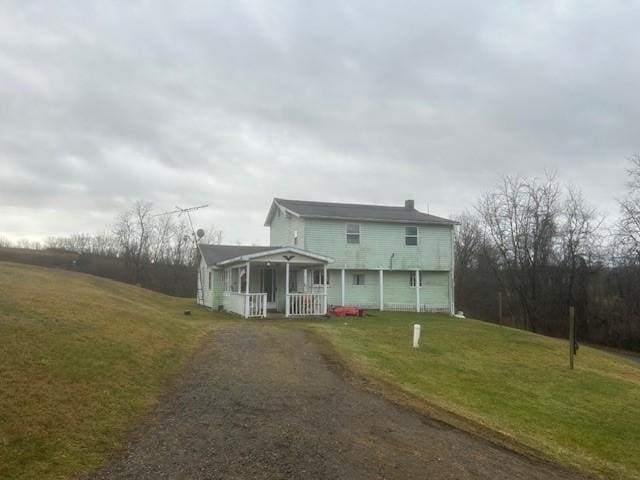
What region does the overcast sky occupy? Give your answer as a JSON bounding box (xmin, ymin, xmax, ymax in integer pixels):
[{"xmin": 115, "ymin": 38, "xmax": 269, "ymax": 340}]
[{"xmin": 1, "ymin": 1, "xmax": 638, "ymax": 245}]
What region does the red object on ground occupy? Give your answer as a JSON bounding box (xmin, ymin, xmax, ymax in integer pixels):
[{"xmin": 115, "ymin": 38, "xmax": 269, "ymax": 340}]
[{"xmin": 329, "ymin": 306, "xmax": 364, "ymax": 317}]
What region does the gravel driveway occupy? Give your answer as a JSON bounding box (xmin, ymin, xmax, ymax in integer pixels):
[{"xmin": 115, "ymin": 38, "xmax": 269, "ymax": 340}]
[{"xmin": 89, "ymin": 324, "xmax": 586, "ymax": 479}]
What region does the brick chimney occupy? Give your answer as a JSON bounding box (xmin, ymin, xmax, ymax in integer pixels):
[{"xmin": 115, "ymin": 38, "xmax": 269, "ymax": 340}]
[{"xmin": 404, "ymin": 199, "xmax": 414, "ymax": 210}]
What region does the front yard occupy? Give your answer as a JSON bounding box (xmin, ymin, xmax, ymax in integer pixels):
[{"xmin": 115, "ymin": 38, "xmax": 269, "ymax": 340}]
[
  {"xmin": 3, "ymin": 261, "xmax": 638, "ymax": 480},
  {"xmin": 305, "ymin": 313, "xmax": 640, "ymax": 480}
]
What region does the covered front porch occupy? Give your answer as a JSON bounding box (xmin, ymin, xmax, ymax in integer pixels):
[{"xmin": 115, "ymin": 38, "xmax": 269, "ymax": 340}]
[{"xmin": 218, "ymin": 247, "xmax": 333, "ymax": 319}]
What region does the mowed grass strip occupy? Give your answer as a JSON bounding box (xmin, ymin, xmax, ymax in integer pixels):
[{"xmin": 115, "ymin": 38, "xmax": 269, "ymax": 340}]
[
  {"xmin": 0, "ymin": 262, "xmax": 224, "ymax": 480},
  {"xmin": 308, "ymin": 313, "xmax": 640, "ymax": 480}
]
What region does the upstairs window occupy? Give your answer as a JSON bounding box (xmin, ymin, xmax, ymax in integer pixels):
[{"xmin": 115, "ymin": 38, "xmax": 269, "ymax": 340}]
[
  {"xmin": 346, "ymin": 223, "xmax": 360, "ymax": 244},
  {"xmin": 313, "ymin": 269, "xmax": 330, "ymax": 286},
  {"xmin": 352, "ymin": 273, "xmax": 366, "ymax": 285},
  {"xmin": 405, "ymin": 226, "xmax": 418, "ymax": 246},
  {"xmin": 409, "ymin": 271, "xmax": 423, "ymax": 287}
]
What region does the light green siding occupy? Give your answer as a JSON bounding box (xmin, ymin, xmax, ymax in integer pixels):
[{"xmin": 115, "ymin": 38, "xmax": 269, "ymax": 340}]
[
  {"xmin": 343, "ymin": 270, "xmax": 379, "ymax": 307},
  {"xmin": 260, "ymin": 209, "xmax": 455, "ymax": 313},
  {"xmin": 269, "ymin": 211, "xmax": 305, "ymax": 247},
  {"xmin": 211, "ymin": 269, "xmax": 225, "ymax": 309},
  {"xmin": 198, "ymin": 263, "xmax": 226, "ymax": 310},
  {"xmin": 383, "ymin": 270, "xmax": 450, "ymax": 310},
  {"xmin": 302, "ymin": 219, "xmax": 452, "ymax": 271},
  {"xmin": 307, "ymin": 268, "xmax": 450, "ymax": 311}
]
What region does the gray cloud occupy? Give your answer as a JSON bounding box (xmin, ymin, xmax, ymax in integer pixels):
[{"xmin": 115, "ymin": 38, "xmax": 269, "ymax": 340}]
[{"xmin": 0, "ymin": 0, "xmax": 638, "ymax": 244}]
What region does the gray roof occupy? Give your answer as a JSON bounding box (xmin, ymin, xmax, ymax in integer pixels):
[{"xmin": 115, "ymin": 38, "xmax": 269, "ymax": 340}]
[
  {"xmin": 269, "ymin": 198, "xmax": 457, "ymax": 225},
  {"xmin": 199, "ymin": 244, "xmax": 276, "ymax": 266}
]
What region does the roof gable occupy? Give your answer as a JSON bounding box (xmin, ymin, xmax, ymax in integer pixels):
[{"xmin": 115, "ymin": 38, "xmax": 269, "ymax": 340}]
[
  {"xmin": 216, "ymin": 246, "xmax": 333, "ymax": 266},
  {"xmin": 267, "ymin": 198, "xmax": 456, "ymax": 226}
]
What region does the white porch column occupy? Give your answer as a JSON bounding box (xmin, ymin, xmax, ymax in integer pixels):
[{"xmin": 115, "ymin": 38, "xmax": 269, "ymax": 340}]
[
  {"xmin": 244, "ymin": 262, "xmax": 250, "ymax": 319},
  {"xmin": 416, "ymin": 269, "xmax": 421, "ymax": 313},
  {"xmin": 379, "ymin": 269, "xmax": 384, "ymax": 311},
  {"xmin": 237, "ymin": 267, "xmax": 242, "ymax": 293},
  {"xmin": 285, "ymin": 262, "xmax": 290, "ymax": 317},
  {"xmin": 450, "ymin": 227, "xmax": 455, "ymax": 316},
  {"xmin": 303, "ymin": 268, "xmax": 308, "ymax": 293},
  {"xmin": 323, "ymin": 264, "xmax": 328, "ymax": 314},
  {"xmin": 341, "ymin": 268, "xmax": 345, "ymax": 306}
]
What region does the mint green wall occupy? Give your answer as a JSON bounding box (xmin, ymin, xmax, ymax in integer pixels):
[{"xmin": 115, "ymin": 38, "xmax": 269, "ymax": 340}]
[
  {"xmin": 307, "ymin": 268, "xmax": 450, "ymax": 310},
  {"xmin": 342, "ymin": 270, "xmax": 379, "ymax": 307},
  {"xmin": 383, "ymin": 270, "xmax": 450, "ymax": 308},
  {"xmin": 302, "ymin": 219, "xmax": 452, "ymax": 270},
  {"xmin": 269, "ymin": 211, "xmax": 305, "ymax": 247},
  {"xmin": 217, "ymin": 266, "xmax": 451, "ymax": 312},
  {"xmin": 211, "ymin": 269, "xmax": 225, "ymax": 309},
  {"xmin": 198, "ymin": 262, "xmax": 226, "ymax": 310}
]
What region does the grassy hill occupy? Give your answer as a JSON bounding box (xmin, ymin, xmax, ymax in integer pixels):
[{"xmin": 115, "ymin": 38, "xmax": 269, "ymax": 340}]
[
  {"xmin": 0, "ymin": 262, "xmax": 218, "ymax": 480},
  {"xmin": 308, "ymin": 315, "xmax": 640, "ymax": 480},
  {"xmin": 3, "ymin": 261, "xmax": 639, "ymax": 480}
]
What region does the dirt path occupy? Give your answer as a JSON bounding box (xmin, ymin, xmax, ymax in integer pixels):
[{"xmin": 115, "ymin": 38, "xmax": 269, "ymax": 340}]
[{"xmin": 90, "ymin": 324, "xmax": 586, "ymax": 479}]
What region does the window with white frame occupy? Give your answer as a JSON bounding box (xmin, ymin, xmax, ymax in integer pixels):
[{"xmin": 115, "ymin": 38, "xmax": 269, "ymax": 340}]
[
  {"xmin": 409, "ymin": 271, "xmax": 423, "ymax": 287},
  {"xmin": 312, "ymin": 269, "xmax": 330, "ymax": 286},
  {"xmin": 405, "ymin": 226, "xmax": 418, "ymax": 246},
  {"xmin": 346, "ymin": 223, "xmax": 360, "ymax": 244},
  {"xmin": 352, "ymin": 273, "xmax": 365, "ymax": 285}
]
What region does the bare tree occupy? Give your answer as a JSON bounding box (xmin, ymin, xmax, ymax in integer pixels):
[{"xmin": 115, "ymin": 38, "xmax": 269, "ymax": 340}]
[
  {"xmin": 454, "ymin": 211, "xmax": 483, "ymax": 270},
  {"xmin": 560, "ymin": 187, "xmax": 601, "ymax": 300},
  {"xmin": 113, "ymin": 201, "xmax": 153, "ymax": 282},
  {"xmin": 478, "ymin": 173, "xmax": 560, "ymax": 332},
  {"xmin": 617, "ymin": 154, "xmax": 640, "ymax": 264},
  {"xmin": 453, "ymin": 211, "xmax": 483, "ymax": 310}
]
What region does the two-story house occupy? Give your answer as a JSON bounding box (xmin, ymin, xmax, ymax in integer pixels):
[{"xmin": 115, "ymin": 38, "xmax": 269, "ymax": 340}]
[{"xmin": 197, "ymin": 198, "xmax": 457, "ymax": 318}]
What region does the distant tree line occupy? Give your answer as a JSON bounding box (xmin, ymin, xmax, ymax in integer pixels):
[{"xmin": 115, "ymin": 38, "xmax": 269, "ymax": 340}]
[
  {"xmin": 455, "ymin": 156, "xmax": 640, "ymax": 351},
  {"xmin": 0, "ymin": 201, "xmax": 222, "ymax": 297}
]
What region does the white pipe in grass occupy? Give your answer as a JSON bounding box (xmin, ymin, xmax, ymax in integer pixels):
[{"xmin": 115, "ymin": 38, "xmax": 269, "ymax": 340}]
[{"xmin": 413, "ymin": 324, "xmax": 421, "ymax": 348}]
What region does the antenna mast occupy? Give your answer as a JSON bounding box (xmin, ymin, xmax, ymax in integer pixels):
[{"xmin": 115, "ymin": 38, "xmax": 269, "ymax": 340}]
[{"xmin": 154, "ymin": 204, "xmax": 209, "ymax": 305}]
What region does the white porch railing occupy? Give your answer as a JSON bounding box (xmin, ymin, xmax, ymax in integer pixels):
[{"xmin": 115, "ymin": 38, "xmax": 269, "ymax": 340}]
[
  {"xmin": 286, "ymin": 293, "xmax": 327, "ymax": 316},
  {"xmin": 246, "ymin": 293, "xmax": 267, "ymax": 318},
  {"xmin": 223, "ymin": 292, "xmax": 267, "ymax": 318}
]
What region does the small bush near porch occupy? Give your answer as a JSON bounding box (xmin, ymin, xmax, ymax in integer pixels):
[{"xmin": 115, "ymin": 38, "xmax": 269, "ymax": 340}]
[{"xmin": 305, "ymin": 313, "xmax": 640, "ymax": 480}]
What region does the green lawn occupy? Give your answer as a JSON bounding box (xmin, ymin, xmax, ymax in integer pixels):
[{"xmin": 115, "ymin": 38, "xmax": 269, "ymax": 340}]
[
  {"xmin": 0, "ymin": 262, "xmax": 226, "ymax": 480},
  {"xmin": 4, "ymin": 261, "xmax": 639, "ymax": 480},
  {"xmin": 305, "ymin": 313, "xmax": 640, "ymax": 479}
]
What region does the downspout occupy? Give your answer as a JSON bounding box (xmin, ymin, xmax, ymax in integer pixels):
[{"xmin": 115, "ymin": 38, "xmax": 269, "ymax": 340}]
[{"xmin": 389, "ymin": 252, "xmax": 395, "ymax": 271}]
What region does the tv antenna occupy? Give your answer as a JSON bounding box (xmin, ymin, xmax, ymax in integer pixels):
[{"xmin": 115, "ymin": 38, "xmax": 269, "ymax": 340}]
[
  {"xmin": 153, "ymin": 203, "xmax": 209, "ymax": 305},
  {"xmin": 153, "ymin": 204, "xmax": 209, "ymax": 244}
]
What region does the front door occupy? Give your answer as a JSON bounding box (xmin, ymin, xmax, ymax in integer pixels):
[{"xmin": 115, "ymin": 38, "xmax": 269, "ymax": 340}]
[{"xmin": 262, "ymin": 268, "xmax": 276, "ymax": 310}]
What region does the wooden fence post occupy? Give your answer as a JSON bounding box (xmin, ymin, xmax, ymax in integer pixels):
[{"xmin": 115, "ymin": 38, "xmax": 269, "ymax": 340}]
[{"xmin": 569, "ymin": 306, "xmax": 575, "ymax": 370}]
